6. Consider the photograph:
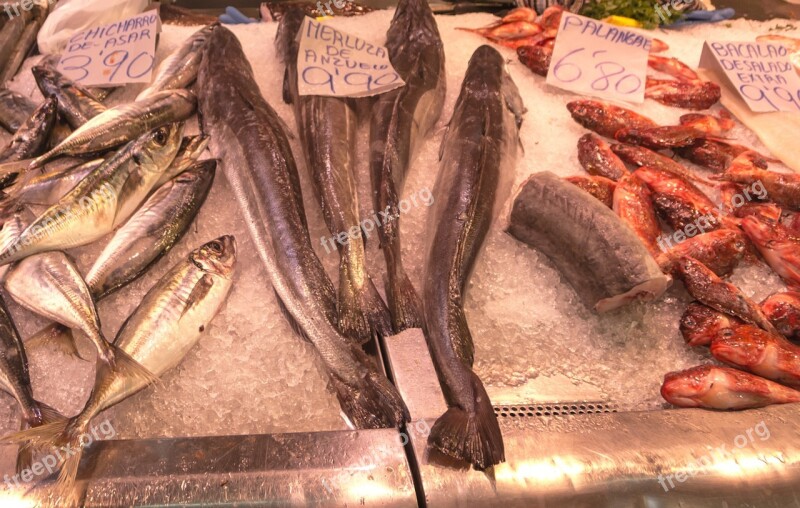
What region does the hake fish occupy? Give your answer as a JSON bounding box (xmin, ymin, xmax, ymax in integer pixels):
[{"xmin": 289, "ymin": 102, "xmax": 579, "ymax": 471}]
[
  {"xmin": 507, "ymin": 171, "xmax": 670, "ymax": 313},
  {"xmin": 197, "ymin": 26, "xmax": 408, "ymax": 429},
  {"xmin": 369, "ymin": 0, "xmax": 446, "ymax": 331},
  {"xmin": 277, "ymin": 9, "xmax": 392, "ymax": 343},
  {"xmin": 0, "ymin": 96, "xmax": 57, "ymax": 165},
  {"xmin": 3, "ymin": 236, "xmax": 236, "ymax": 499},
  {"xmin": 30, "ymin": 89, "xmax": 195, "ymax": 167},
  {"xmin": 0, "ymin": 123, "xmax": 184, "ymax": 265},
  {"xmin": 424, "ymin": 45, "xmax": 523, "ymax": 470},
  {"xmin": 136, "ymin": 24, "xmax": 216, "ymax": 101},
  {"xmin": 32, "ymin": 65, "xmax": 106, "ymax": 129}
]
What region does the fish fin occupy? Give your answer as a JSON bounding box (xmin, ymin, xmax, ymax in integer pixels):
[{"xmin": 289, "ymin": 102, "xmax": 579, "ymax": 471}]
[
  {"xmin": 36, "ymin": 401, "xmax": 66, "ymax": 424},
  {"xmin": 15, "ymin": 446, "xmax": 33, "ymax": 476},
  {"xmin": 384, "ymin": 272, "xmax": 424, "ymax": 332},
  {"xmin": 274, "ymin": 289, "xmax": 312, "ymax": 344},
  {"xmin": 3, "ymin": 418, "xmax": 87, "ymax": 504},
  {"xmin": 282, "ymin": 67, "xmax": 293, "ymax": 105},
  {"xmin": 328, "ymin": 364, "xmax": 409, "ymax": 429},
  {"xmin": 427, "ymin": 370, "xmax": 504, "ymax": 470},
  {"xmin": 26, "ymin": 324, "xmax": 90, "ymax": 361},
  {"xmin": 110, "ymin": 346, "xmax": 161, "ymax": 388},
  {"xmin": 361, "ymin": 276, "xmax": 394, "ymax": 338},
  {"xmin": 438, "ymin": 122, "xmax": 450, "ymax": 161}
]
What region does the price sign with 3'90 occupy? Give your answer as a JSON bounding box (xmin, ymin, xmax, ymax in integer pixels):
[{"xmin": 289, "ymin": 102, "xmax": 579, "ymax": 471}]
[
  {"xmin": 546, "ymin": 13, "xmax": 651, "ymax": 103},
  {"xmin": 58, "ymin": 10, "xmax": 161, "ymax": 87}
]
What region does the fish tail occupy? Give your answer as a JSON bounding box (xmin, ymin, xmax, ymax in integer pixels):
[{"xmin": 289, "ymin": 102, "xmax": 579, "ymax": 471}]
[
  {"xmin": 337, "ymin": 260, "xmax": 394, "ymax": 342},
  {"xmin": 329, "ymin": 357, "xmax": 409, "ymax": 429},
  {"xmin": 361, "ymin": 276, "xmax": 394, "ymax": 337},
  {"xmin": 384, "ymin": 268, "xmax": 424, "ymax": 332},
  {"xmin": 106, "ymin": 344, "xmax": 161, "ymax": 388},
  {"xmin": 36, "ymin": 400, "xmax": 66, "ymax": 425},
  {"xmin": 428, "ymin": 370, "xmax": 504, "ymax": 470},
  {"xmin": 27, "ymin": 323, "xmax": 90, "ymax": 361}
]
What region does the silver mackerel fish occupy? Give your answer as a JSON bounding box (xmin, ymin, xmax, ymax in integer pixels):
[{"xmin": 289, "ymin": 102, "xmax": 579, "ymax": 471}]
[
  {"xmin": 423, "ymin": 45, "xmax": 525, "ymax": 470},
  {"xmin": 197, "ymin": 26, "xmax": 408, "ymax": 429}
]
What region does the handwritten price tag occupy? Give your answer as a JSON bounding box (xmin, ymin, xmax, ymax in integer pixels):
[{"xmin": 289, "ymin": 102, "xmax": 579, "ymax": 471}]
[
  {"xmin": 700, "ymin": 41, "xmax": 800, "ymax": 113},
  {"xmin": 546, "ymin": 13, "xmax": 650, "ymax": 103},
  {"xmin": 297, "ymin": 17, "xmax": 404, "ymax": 97},
  {"xmin": 57, "ymin": 10, "xmax": 161, "ymax": 87}
]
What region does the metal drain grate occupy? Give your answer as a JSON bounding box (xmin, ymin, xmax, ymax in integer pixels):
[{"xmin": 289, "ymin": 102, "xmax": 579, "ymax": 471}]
[{"xmin": 494, "ymin": 401, "xmax": 618, "ymax": 418}]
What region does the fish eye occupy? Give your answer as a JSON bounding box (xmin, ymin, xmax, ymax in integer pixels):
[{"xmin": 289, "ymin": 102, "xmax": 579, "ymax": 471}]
[
  {"xmin": 153, "ymin": 127, "xmax": 169, "ymax": 146},
  {"xmin": 208, "ymin": 241, "xmax": 223, "ymax": 254}
]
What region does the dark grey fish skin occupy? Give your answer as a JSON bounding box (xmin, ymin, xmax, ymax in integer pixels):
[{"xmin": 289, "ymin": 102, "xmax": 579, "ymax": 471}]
[
  {"xmin": 0, "ymin": 10, "xmax": 29, "ymax": 86},
  {"xmin": 197, "ymin": 26, "xmax": 408, "ymax": 429},
  {"xmin": 0, "ymin": 6, "xmax": 45, "ymax": 85},
  {"xmin": 0, "ymin": 87, "xmax": 36, "ymax": 133},
  {"xmin": 423, "ymin": 45, "xmax": 523, "ymax": 471},
  {"xmin": 276, "ymin": 10, "xmax": 392, "ymax": 343},
  {"xmin": 506, "ymin": 171, "xmax": 670, "ymax": 313},
  {"xmin": 86, "ymin": 159, "xmax": 216, "ymax": 299},
  {"xmin": 369, "ymin": 0, "xmax": 446, "ymax": 332},
  {"xmin": 0, "ymin": 292, "xmax": 43, "ymax": 427},
  {"xmin": 0, "ymin": 97, "xmax": 57, "ymax": 165},
  {"xmin": 32, "ymin": 65, "xmax": 106, "ymax": 129}
]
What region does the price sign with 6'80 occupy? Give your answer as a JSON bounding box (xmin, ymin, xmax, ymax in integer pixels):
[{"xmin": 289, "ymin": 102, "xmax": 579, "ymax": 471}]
[
  {"xmin": 58, "ymin": 11, "xmax": 161, "ymax": 88},
  {"xmin": 546, "ymin": 13, "xmax": 651, "ymax": 104}
]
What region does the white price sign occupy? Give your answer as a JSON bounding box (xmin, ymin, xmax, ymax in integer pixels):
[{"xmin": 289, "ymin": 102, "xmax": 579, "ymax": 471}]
[{"xmin": 546, "ymin": 13, "xmax": 651, "ymax": 103}]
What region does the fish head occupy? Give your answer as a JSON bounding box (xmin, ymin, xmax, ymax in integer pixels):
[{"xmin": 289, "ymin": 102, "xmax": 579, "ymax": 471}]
[
  {"xmin": 710, "ymin": 326, "xmax": 769, "ymax": 367},
  {"xmin": 31, "ymin": 65, "xmax": 60, "ymax": 89},
  {"xmin": 136, "ymin": 122, "xmax": 185, "ymax": 175},
  {"xmin": 566, "ymin": 100, "xmax": 602, "ymax": 123},
  {"xmin": 192, "ymin": 235, "xmax": 237, "ymax": 278},
  {"xmin": 661, "ymin": 366, "xmax": 716, "ymax": 407},
  {"xmin": 741, "ymin": 215, "xmax": 774, "ymax": 247},
  {"xmin": 680, "ymin": 302, "xmax": 735, "ymax": 346}
]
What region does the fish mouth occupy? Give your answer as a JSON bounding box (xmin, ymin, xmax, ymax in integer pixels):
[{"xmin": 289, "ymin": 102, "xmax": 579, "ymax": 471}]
[{"xmin": 194, "ymin": 235, "xmax": 237, "ymax": 277}]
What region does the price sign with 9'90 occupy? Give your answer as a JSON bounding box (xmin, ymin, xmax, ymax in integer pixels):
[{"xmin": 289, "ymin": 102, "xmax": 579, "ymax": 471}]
[{"xmin": 546, "ymin": 13, "xmax": 651, "ymax": 104}]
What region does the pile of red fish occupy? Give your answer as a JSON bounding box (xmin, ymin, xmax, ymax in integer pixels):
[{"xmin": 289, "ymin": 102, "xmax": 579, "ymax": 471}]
[
  {"xmin": 565, "ymin": 98, "xmax": 800, "ymax": 411},
  {"xmin": 458, "ymin": 6, "xmax": 720, "ymax": 110}
]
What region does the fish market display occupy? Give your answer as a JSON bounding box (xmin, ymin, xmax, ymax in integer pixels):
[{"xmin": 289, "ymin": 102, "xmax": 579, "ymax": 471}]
[
  {"xmin": 32, "ymin": 65, "xmax": 106, "ymax": 129},
  {"xmin": 680, "ymin": 302, "xmax": 742, "ymax": 347},
  {"xmin": 0, "ymin": 124, "xmax": 183, "ymax": 265},
  {"xmin": 424, "ymin": 45, "xmax": 523, "ymax": 470},
  {"xmin": 136, "ymin": 24, "xmax": 217, "ymax": 101},
  {"xmin": 612, "ymin": 173, "xmax": 661, "ymax": 256},
  {"xmin": 711, "ymin": 324, "xmax": 800, "ymax": 388},
  {"xmin": 577, "ymin": 133, "xmax": 627, "ymax": 181},
  {"xmin": 277, "ymin": 9, "xmax": 392, "ymax": 342},
  {"xmin": 30, "ymin": 90, "xmax": 195, "ymax": 167},
  {"xmin": 4, "ymin": 237, "xmax": 237, "ymax": 499},
  {"xmin": 197, "ymin": 25, "xmax": 408, "ymax": 429},
  {"xmin": 567, "ymin": 100, "xmax": 656, "ymax": 139},
  {"xmin": 565, "ymin": 175, "xmax": 616, "ymax": 208},
  {"xmin": 507, "ymin": 171, "xmax": 669, "ymax": 313},
  {"xmin": 369, "ymin": 0, "xmax": 446, "ymax": 331}
]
